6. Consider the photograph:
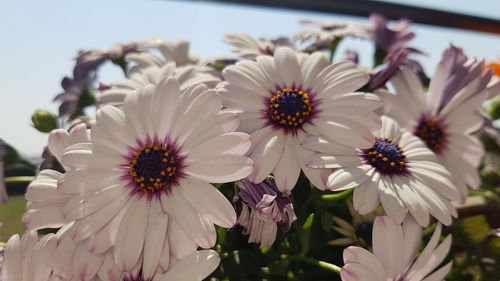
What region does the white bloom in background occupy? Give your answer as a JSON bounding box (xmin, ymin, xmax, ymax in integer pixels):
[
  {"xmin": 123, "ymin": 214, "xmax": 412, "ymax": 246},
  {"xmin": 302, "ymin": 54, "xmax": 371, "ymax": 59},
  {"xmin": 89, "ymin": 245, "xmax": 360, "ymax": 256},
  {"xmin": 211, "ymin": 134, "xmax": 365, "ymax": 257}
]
[
  {"xmin": 382, "ymin": 45, "xmax": 500, "ymax": 201},
  {"xmin": 220, "ymin": 47, "xmax": 380, "ymax": 191},
  {"xmin": 98, "ymin": 62, "xmax": 219, "ymax": 107},
  {"xmin": 126, "ymin": 39, "xmax": 198, "ymax": 73},
  {"xmin": 1, "ymin": 231, "xmax": 57, "ymax": 281},
  {"xmin": 234, "ymin": 177, "xmax": 297, "ymax": 248},
  {"xmin": 305, "ymin": 116, "xmax": 459, "ymax": 226},
  {"xmin": 341, "ymin": 216, "xmax": 452, "ymax": 281},
  {"xmin": 23, "ymin": 124, "xmax": 90, "ymax": 230},
  {"xmin": 59, "ymin": 77, "xmax": 253, "ymax": 275},
  {"xmin": 224, "ymin": 33, "xmax": 293, "ymax": 60},
  {"xmin": 294, "ymin": 19, "xmax": 372, "ymax": 46}
]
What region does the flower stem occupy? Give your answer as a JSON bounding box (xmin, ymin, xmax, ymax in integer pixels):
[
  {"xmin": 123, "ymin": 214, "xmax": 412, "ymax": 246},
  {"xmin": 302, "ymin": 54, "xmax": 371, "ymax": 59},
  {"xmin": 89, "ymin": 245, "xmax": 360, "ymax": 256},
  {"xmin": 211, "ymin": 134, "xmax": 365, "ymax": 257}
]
[
  {"xmin": 281, "ymin": 254, "xmax": 341, "ymax": 274},
  {"xmin": 321, "ymin": 189, "xmax": 353, "ymax": 202},
  {"xmin": 4, "ymin": 176, "xmax": 35, "ymax": 183}
]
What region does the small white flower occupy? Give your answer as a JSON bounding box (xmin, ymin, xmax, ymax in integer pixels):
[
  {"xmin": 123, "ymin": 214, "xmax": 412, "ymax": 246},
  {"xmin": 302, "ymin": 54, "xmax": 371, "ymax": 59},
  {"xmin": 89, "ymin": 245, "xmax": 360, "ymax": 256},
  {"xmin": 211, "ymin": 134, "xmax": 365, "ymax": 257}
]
[
  {"xmin": 294, "ymin": 19, "xmax": 372, "ymax": 46},
  {"xmin": 224, "ymin": 33, "xmax": 293, "ymax": 60},
  {"xmin": 126, "ymin": 39, "xmax": 198, "ymax": 73},
  {"xmin": 59, "ymin": 77, "xmax": 253, "ymax": 276},
  {"xmin": 220, "ymin": 47, "xmax": 380, "ymax": 191},
  {"xmin": 305, "ymin": 116, "xmax": 460, "ymax": 226},
  {"xmin": 99, "ymin": 63, "xmax": 219, "ymax": 107},
  {"xmin": 341, "ymin": 216, "xmax": 452, "ymax": 281},
  {"xmin": 23, "ymin": 124, "xmax": 90, "ymax": 230}
]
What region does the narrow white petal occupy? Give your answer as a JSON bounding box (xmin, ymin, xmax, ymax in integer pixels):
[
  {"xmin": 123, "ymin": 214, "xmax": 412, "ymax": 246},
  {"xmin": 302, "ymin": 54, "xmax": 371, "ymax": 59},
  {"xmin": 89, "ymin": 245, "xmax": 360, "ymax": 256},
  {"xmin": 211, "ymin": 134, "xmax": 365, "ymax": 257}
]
[
  {"xmin": 114, "ymin": 199, "xmax": 149, "ymax": 271},
  {"xmin": 373, "ymin": 216, "xmax": 404, "ymax": 278},
  {"xmin": 273, "ymin": 135, "xmax": 301, "ymax": 191},
  {"xmin": 142, "ymin": 200, "xmax": 169, "ymax": 279}
]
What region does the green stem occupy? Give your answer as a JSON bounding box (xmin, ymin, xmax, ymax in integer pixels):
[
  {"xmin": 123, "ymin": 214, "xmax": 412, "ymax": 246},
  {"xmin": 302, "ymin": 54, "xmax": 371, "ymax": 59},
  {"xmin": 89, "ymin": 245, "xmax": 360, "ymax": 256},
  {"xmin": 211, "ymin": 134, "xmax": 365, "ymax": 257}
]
[
  {"xmin": 4, "ymin": 176, "xmax": 35, "ymax": 183},
  {"xmin": 321, "ymin": 189, "xmax": 353, "ymax": 202},
  {"xmin": 328, "ymin": 37, "xmax": 342, "ymax": 63},
  {"xmin": 281, "ymin": 254, "xmax": 341, "ymax": 274}
]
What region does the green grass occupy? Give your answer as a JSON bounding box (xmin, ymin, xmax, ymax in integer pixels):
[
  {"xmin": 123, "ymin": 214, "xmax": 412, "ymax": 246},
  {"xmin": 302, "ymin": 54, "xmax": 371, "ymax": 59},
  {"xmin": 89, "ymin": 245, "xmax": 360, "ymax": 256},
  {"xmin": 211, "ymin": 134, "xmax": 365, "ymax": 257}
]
[{"xmin": 0, "ymin": 195, "xmax": 27, "ymax": 241}]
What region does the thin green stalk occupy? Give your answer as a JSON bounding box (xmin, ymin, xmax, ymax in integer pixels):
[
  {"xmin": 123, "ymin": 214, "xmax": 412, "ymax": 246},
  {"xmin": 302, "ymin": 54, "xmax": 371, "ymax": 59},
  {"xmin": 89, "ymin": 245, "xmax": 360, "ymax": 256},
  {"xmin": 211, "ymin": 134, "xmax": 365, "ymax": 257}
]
[
  {"xmin": 4, "ymin": 176, "xmax": 35, "ymax": 183},
  {"xmin": 321, "ymin": 189, "xmax": 353, "ymax": 202},
  {"xmin": 281, "ymin": 254, "xmax": 341, "ymax": 274}
]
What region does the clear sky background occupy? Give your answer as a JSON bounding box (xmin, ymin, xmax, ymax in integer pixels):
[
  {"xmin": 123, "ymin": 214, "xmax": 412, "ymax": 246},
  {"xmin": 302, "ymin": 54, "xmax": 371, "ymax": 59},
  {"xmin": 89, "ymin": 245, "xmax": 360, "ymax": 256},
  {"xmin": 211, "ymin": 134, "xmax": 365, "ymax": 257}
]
[{"xmin": 1, "ymin": 0, "xmax": 499, "ymax": 157}]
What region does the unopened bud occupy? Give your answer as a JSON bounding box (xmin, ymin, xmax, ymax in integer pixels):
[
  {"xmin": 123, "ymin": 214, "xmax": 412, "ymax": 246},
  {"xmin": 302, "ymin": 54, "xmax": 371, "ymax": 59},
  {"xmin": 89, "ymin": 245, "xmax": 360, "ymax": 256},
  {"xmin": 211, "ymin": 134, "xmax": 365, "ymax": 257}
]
[{"xmin": 31, "ymin": 110, "xmax": 58, "ymax": 133}]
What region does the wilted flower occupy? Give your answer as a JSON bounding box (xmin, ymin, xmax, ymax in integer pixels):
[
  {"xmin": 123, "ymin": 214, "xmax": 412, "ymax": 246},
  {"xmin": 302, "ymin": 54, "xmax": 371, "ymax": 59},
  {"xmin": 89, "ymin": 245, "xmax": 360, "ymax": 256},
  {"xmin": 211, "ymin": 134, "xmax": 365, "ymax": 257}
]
[
  {"xmin": 369, "ymin": 13, "xmax": 415, "ymax": 55},
  {"xmin": 235, "ymin": 177, "xmax": 297, "ymax": 247},
  {"xmin": 368, "ymin": 48, "xmax": 424, "ymax": 90},
  {"xmin": 341, "ymin": 216, "xmax": 452, "ymax": 281}
]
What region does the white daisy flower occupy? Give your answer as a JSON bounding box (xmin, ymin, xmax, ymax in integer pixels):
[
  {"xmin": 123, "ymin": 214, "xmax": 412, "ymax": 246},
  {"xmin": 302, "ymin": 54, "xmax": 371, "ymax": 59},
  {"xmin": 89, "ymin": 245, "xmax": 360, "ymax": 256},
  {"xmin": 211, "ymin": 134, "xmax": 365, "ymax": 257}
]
[
  {"xmin": 59, "ymin": 77, "xmax": 253, "ymax": 273},
  {"xmin": 220, "ymin": 47, "xmax": 380, "ymax": 191},
  {"xmin": 341, "ymin": 216, "xmax": 452, "ymax": 281},
  {"xmin": 381, "ymin": 45, "xmax": 500, "ymax": 201},
  {"xmin": 99, "ymin": 63, "xmax": 219, "ymax": 107},
  {"xmin": 304, "ymin": 116, "xmax": 459, "ymax": 226},
  {"xmin": 23, "ymin": 124, "xmax": 90, "ymax": 230},
  {"xmin": 224, "ymin": 33, "xmax": 293, "ymax": 60},
  {"xmin": 126, "ymin": 39, "xmax": 198, "ymax": 73},
  {"xmin": 294, "ymin": 19, "xmax": 372, "ymax": 46},
  {"xmin": 2, "ymin": 231, "xmax": 57, "ymax": 281}
]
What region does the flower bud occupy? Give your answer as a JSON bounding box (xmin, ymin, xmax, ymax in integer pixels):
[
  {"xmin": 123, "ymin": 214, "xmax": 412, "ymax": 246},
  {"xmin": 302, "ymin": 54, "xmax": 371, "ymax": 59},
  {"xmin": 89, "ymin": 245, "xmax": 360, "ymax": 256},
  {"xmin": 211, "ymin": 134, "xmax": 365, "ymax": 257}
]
[{"xmin": 31, "ymin": 110, "xmax": 58, "ymax": 133}]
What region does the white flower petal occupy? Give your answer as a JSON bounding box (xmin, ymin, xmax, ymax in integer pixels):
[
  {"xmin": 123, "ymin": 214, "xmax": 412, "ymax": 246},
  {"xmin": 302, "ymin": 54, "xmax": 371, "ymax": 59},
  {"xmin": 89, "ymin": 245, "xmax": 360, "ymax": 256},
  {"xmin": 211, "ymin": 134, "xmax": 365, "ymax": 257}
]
[
  {"xmin": 114, "ymin": 199, "xmax": 149, "ymax": 271},
  {"xmin": 373, "ymin": 216, "xmax": 404, "ymax": 278},
  {"xmin": 161, "ymin": 250, "xmax": 220, "ymax": 281},
  {"xmin": 185, "ymin": 154, "xmax": 253, "ymax": 183},
  {"xmin": 273, "ymin": 134, "xmax": 301, "ymax": 191},
  {"xmin": 179, "ymin": 177, "xmax": 237, "ymax": 228},
  {"xmin": 247, "ymin": 131, "xmax": 285, "ymax": 183}
]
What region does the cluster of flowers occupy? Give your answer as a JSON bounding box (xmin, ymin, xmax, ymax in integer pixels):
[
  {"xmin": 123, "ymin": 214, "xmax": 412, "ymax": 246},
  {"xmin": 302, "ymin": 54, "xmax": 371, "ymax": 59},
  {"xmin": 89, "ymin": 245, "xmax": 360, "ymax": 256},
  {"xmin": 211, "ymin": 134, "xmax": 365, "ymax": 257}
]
[{"xmin": 2, "ymin": 13, "xmax": 500, "ymax": 281}]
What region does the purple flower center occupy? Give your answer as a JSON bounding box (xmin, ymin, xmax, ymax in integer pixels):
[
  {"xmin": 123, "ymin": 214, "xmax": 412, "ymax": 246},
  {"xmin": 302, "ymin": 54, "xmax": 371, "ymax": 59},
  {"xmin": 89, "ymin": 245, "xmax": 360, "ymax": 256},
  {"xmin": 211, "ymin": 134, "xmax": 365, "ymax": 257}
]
[
  {"xmin": 127, "ymin": 143, "xmax": 181, "ymax": 194},
  {"xmin": 362, "ymin": 137, "xmax": 408, "ymax": 176},
  {"xmin": 414, "ymin": 117, "xmax": 447, "ymax": 154},
  {"xmin": 267, "ymin": 88, "xmax": 313, "ymax": 133}
]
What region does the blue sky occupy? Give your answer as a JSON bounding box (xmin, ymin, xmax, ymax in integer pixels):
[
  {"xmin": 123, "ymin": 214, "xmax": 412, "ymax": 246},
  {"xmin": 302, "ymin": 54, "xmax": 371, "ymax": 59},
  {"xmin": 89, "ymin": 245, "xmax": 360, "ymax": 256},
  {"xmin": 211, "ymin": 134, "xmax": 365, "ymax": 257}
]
[{"xmin": 1, "ymin": 0, "xmax": 499, "ymax": 157}]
